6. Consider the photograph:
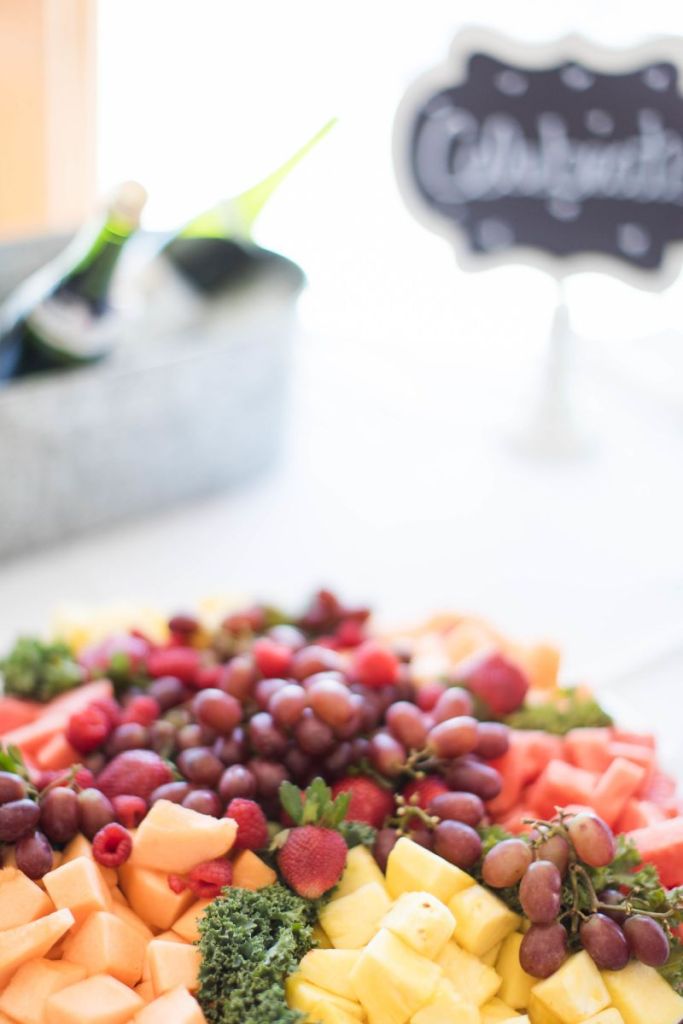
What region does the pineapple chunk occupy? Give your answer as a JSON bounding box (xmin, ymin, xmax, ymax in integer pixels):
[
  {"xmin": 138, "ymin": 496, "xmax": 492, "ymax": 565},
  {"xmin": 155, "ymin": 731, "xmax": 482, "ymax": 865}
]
[
  {"xmin": 285, "ymin": 975, "xmax": 363, "ymax": 1020},
  {"xmin": 532, "ymin": 951, "xmax": 610, "ymax": 1023},
  {"xmin": 410, "ymin": 978, "xmax": 479, "ymax": 1023},
  {"xmin": 482, "ymin": 941, "xmax": 503, "ymax": 966},
  {"xmin": 528, "ymin": 991, "xmax": 562, "ymax": 1024},
  {"xmin": 449, "ymin": 885, "xmax": 521, "ymax": 957},
  {"xmin": 312, "ymin": 923, "xmax": 332, "ymax": 949},
  {"xmin": 311, "ymin": 1000, "xmax": 365, "ymax": 1024},
  {"xmin": 319, "ymin": 881, "xmax": 391, "ymax": 949},
  {"xmin": 602, "ymin": 960, "xmax": 683, "ymax": 1024},
  {"xmin": 583, "ymin": 1011, "xmax": 626, "ymax": 1024},
  {"xmin": 482, "ymin": 997, "xmax": 521, "ymax": 1022},
  {"xmin": 333, "ymin": 845, "xmax": 388, "ymax": 900},
  {"xmin": 386, "ymin": 837, "xmax": 475, "ymax": 903},
  {"xmin": 437, "ymin": 939, "xmax": 501, "ymax": 1006},
  {"xmin": 496, "ymin": 932, "xmax": 535, "ymax": 1010},
  {"xmin": 381, "ymin": 891, "xmax": 455, "ymax": 959},
  {"xmin": 349, "ymin": 928, "xmax": 442, "ymax": 1024},
  {"xmin": 299, "ymin": 949, "xmax": 361, "ymax": 1000}
]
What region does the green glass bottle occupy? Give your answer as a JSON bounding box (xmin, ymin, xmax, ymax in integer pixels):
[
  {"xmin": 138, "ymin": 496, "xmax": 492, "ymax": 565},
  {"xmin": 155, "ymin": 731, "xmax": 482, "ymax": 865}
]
[{"xmin": 0, "ymin": 181, "xmax": 147, "ymax": 380}]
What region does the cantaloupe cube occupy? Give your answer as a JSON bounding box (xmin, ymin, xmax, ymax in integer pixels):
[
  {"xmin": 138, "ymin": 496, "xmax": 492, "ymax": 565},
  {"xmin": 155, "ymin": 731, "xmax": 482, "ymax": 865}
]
[
  {"xmin": 318, "ymin": 882, "xmax": 391, "ymax": 949},
  {"xmin": 496, "ymin": 933, "xmax": 535, "ymax": 1010},
  {"xmin": 381, "ymin": 891, "xmax": 455, "ymax": 959},
  {"xmin": 63, "ymin": 910, "xmax": 147, "ymax": 987},
  {"xmin": 602, "ymin": 960, "xmax": 683, "ymax": 1024},
  {"xmin": 285, "ymin": 976, "xmax": 363, "ymax": 1020},
  {"xmin": 349, "ymin": 929, "xmax": 441, "ymax": 1024},
  {"xmin": 0, "ymin": 908, "xmax": 75, "ymax": 988},
  {"xmin": 133, "ymin": 986, "xmax": 206, "ymax": 1024},
  {"xmin": 410, "ymin": 978, "xmax": 479, "ymax": 1023},
  {"xmin": 436, "ymin": 940, "xmax": 501, "ymax": 1006},
  {"xmin": 173, "ymin": 901, "xmax": 212, "ymax": 944},
  {"xmin": 110, "ymin": 887, "xmax": 128, "ymax": 906},
  {"xmin": 332, "ymin": 845, "xmax": 387, "ymax": 901},
  {"xmin": 133, "ymin": 981, "xmax": 155, "ymax": 1004},
  {"xmin": 43, "ymin": 858, "xmax": 112, "ymax": 924},
  {"xmin": 481, "ymin": 996, "xmax": 521, "ymax": 1022},
  {"xmin": 111, "ymin": 902, "xmax": 154, "ymax": 942},
  {"xmin": 299, "ymin": 949, "xmax": 361, "ymax": 1000},
  {"xmin": 141, "ymin": 932, "xmax": 185, "ymax": 982},
  {"xmin": 230, "ymin": 849, "xmax": 277, "ymax": 890},
  {"xmin": 532, "ymin": 952, "xmax": 610, "ymax": 1022},
  {"xmin": 0, "ymin": 866, "xmax": 54, "ymax": 930},
  {"xmin": 0, "ymin": 959, "xmax": 86, "ymax": 1024},
  {"xmin": 449, "ymin": 885, "xmax": 520, "ymax": 957},
  {"xmin": 386, "ymin": 837, "xmax": 475, "ymax": 903},
  {"xmin": 118, "ymin": 863, "xmax": 194, "ymax": 930},
  {"xmin": 582, "ymin": 1011, "xmax": 625, "ymax": 1024},
  {"xmin": 147, "ymin": 939, "xmax": 201, "ymax": 996},
  {"xmin": 61, "ymin": 835, "xmax": 117, "ymax": 889},
  {"xmin": 130, "ymin": 801, "xmax": 236, "ymax": 874},
  {"xmin": 45, "ymin": 973, "xmax": 143, "ymax": 1024}
]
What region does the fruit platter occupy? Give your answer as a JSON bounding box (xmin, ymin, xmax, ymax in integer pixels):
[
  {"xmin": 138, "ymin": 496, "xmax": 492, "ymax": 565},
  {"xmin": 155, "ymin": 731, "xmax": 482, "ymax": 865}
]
[{"xmin": 0, "ymin": 589, "xmax": 682, "ymax": 1024}]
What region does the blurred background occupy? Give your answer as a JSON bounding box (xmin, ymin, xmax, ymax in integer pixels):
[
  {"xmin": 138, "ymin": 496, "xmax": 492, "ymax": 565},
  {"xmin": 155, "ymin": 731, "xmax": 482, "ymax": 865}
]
[{"xmin": 0, "ymin": 0, "xmax": 682, "ymax": 741}]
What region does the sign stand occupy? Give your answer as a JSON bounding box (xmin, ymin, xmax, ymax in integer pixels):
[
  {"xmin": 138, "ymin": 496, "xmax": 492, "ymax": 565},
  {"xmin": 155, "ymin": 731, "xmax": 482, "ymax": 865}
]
[{"xmin": 510, "ymin": 282, "xmax": 594, "ymax": 459}]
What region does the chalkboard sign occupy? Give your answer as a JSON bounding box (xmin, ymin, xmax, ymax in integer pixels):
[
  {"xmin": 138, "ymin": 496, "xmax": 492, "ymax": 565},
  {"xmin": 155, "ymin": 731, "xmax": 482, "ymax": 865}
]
[{"xmin": 394, "ymin": 32, "xmax": 683, "ymax": 287}]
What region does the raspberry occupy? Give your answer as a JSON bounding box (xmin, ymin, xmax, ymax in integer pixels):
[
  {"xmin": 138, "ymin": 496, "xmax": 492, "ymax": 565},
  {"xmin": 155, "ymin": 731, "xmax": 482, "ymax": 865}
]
[
  {"xmin": 92, "ymin": 822, "xmax": 132, "ymax": 867},
  {"xmin": 146, "ymin": 646, "xmax": 201, "ymax": 685},
  {"xmin": 353, "ymin": 641, "xmax": 400, "ymax": 689},
  {"xmin": 112, "ymin": 794, "xmax": 147, "ymax": 829},
  {"xmin": 187, "ymin": 858, "xmax": 233, "ymax": 898},
  {"xmin": 120, "ymin": 695, "xmax": 160, "ymax": 726},
  {"xmin": 168, "ymin": 873, "xmax": 188, "ymax": 894},
  {"xmin": 66, "ymin": 705, "xmax": 112, "ymax": 754},
  {"xmin": 252, "ymin": 638, "xmax": 293, "ymax": 678},
  {"xmin": 74, "ymin": 767, "xmax": 96, "ymax": 790},
  {"xmin": 226, "ymin": 798, "xmax": 269, "ymax": 851}
]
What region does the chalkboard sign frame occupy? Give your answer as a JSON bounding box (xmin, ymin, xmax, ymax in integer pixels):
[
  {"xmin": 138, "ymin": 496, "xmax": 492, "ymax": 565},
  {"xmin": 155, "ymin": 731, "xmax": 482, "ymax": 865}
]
[{"xmin": 393, "ymin": 28, "xmax": 683, "ymax": 291}]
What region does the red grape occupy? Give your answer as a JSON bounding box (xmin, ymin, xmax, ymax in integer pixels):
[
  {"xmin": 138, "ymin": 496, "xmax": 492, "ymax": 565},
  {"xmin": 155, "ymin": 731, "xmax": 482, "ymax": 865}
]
[
  {"xmin": 218, "ymin": 765, "xmax": 257, "ymax": 802},
  {"xmin": 177, "ymin": 747, "xmax": 224, "ymax": 787},
  {"xmin": 474, "ymin": 722, "xmax": 510, "ymax": 760},
  {"xmin": 0, "ymin": 798, "xmax": 40, "ymax": 842},
  {"xmin": 443, "ymin": 757, "xmax": 502, "ymax": 800},
  {"xmin": 15, "ymin": 830, "xmax": 53, "ymax": 879},
  {"xmin": 580, "ymin": 914, "xmax": 630, "ymax": 970},
  {"xmin": 148, "ymin": 720, "xmax": 176, "ymax": 757},
  {"xmin": 373, "ymin": 828, "xmax": 399, "ymax": 871},
  {"xmin": 182, "ymin": 789, "xmax": 222, "ymax": 816},
  {"xmin": 519, "ymin": 861, "xmax": 562, "ymax": 924},
  {"xmin": 247, "ymin": 713, "xmax": 289, "ymax": 758},
  {"xmin": 428, "ymin": 791, "xmax": 485, "ymax": 827},
  {"xmin": 434, "ymin": 820, "xmax": 482, "ymax": 869},
  {"xmin": 150, "ymin": 781, "xmax": 192, "ymax": 805},
  {"xmin": 385, "ymin": 702, "xmax": 429, "ymax": 749},
  {"xmin": 78, "ymin": 788, "xmax": 115, "ymax": 839},
  {"xmin": 432, "ymin": 687, "xmax": 474, "ymax": 723},
  {"xmin": 520, "ymin": 923, "xmax": 568, "ymax": 978},
  {"xmin": 598, "ymin": 889, "xmax": 628, "ymax": 925},
  {"xmin": 39, "ymin": 787, "xmax": 79, "ymax": 844},
  {"xmin": 213, "ymin": 728, "xmax": 247, "ymax": 766},
  {"xmin": 192, "ymin": 689, "xmax": 241, "ymax": 734},
  {"xmin": 0, "ymin": 771, "xmax": 28, "ymax": 805},
  {"xmin": 567, "ymin": 813, "xmax": 616, "ymax": 868},
  {"xmin": 294, "ymin": 710, "xmax": 336, "ymax": 756},
  {"xmin": 148, "ymin": 675, "xmax": 189, "ymax": 710},
  {"xmin": 308, "ymin": 678, "xmax": 355, "ymax": 728},
  {"xmin": 291, "ymin": 646, "xmax": 343, "ymax": 681},
  {"xmin": 427, "ymin": 716, "xmax": 479, "ymax": 759},
  {"xmin": 107, "ymin": 723, "xmax": 149, "ymax": 754},
  {"xmin": 254, "ymin": 677, "xmax": 289, "ymax": 710},
  {"xmin": 623, "ymin": 915, "xmax": 670, "ymax": 967},
  {"xmin": 269, "ymin": 684, "xmax": 308, "ymax": 729},
  {"xmin": 219, "ymin": 655, "xmax": 257, "ymax": 701},
  {"xmin": 534, "ymin": 833, "xmax": 571, "ymax": 876},
  {"xmin": 482, "ymin": 838, "xmax": 532, "ymax": 888},
  {"xmin": 247, "ymin": 759, "xmax": 290, "ymax": 799},
  {"xmin": 368, "ymin": 733, "xmax": 406, "ymax": 777}
]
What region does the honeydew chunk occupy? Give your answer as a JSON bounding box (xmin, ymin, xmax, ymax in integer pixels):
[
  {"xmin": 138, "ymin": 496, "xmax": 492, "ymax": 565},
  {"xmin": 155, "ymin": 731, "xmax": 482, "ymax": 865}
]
[
  {"xmin": 481, "ymin": 996, "xmax": 522, "ymax": 1022},
  {"xmin": 349, "ymin": 928, "xmax": 442, "ymax": 1024},
  {"xmin": 332, "ymin": 845, "xmax": 388, "ymax": 900},
  {"xmin": 381, "ymin": 891, "xmax": 455, "ymax": 959},
  {"xmin": 410, "ymin": 978, "xmax": 479, "ymax": 1023},
  {"xmin": 482, "ymin": 940, "xmax": 503, "ymax": 966},
  {"xmin": 602, "ymin": 960, "xmax": 683, "ymax": 1024},
  {"xmin": 0, "ymin": 959, "xmax": 86, "ymax": 1024},
  {"xmin": 43, "ymin": 858, "xmax": 111, "ymax": 925},
  {"xmin": 582, "ymin": 1011, "xmax": 626, "ymax": 1024},
  {"xmin": 319, "ymin": 881, "xmax": 391, "ymax": 949},
  {"xmin": 496, "ymin": 932, "xmax": 536, "ymax": 1010},
  {"xmin": 437, "ymin": 939, "xmax": 502, "ymax": 1006},
  {"xmin": 172, "ymin": 900, "xmax": 212, "ymax": 943},
  {"xmin": 147, "ymin": 939, "xmax": 201, "ymax": 997},
  {"xmin": 130, "ymin": 800, "xmax": 236, "ymax": 874},
  {"xmin": 0, "ymin": 866, "xmax": 54, "ymax": 930},
  {"xmin": 532, "ymin": 951, "xmax": 610, "ymax": 1023},
  {"xmin": 133, "ymin": 986, "xmax": 206, "ymax": 1024},
  {"xmin": 309, "ymin": 1001, "xmax": 363, "ymax": 1024},
  {"xmin": 285, "ymin": 976, "xmax": 363, "ymax": 1020},
  {"xmin": 45, "ymin": 973, "xmax": 143, "ymax": 1024},
  {"xmin": 118, "ymin": 862, "xmax": 194, "ymax": 930},
  {"xmin": 449, "ymin": 884, "xmax": 521, "ymax": 957},
  {"xmin": 299, "ymin": 948, "xmax": 362, "ymax": 999},
  {"xmin": 63, "ymin": 910, "xmax": 147, "ymax": 987},
  {"xmin": 0, "ymin": 909, "xmax": 75, "ymax": 988},
  {"xmin": 386, "ymin": 837, "xmax": 475, "ymax": 903}
]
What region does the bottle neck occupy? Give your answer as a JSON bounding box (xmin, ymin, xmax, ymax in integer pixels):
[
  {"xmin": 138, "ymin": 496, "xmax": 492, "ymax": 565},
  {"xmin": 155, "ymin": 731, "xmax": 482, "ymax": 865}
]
[{"xmin": 59, "ymin": 211, "xmax": 138, "ymax": 310}]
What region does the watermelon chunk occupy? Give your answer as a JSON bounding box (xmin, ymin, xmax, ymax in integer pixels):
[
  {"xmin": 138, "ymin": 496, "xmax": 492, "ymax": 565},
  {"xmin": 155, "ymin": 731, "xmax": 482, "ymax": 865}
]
[
  {"xmin": 593, "ymin": 757, "xmax": 646, "ymax": 827},
  {"xmin": 0, "ymin": 698, "xmax": 42, "ymax": 735},
  {"xmin": 628, "ymin": 817, "xmax": 683, "ymax": 887},
  {"xmin": 564, "ymin": 729, "xmax": 612, "ymax": 773},
  {"xmin": 527, "ymin": 760, "xmax": 598, "ymax": 818}
]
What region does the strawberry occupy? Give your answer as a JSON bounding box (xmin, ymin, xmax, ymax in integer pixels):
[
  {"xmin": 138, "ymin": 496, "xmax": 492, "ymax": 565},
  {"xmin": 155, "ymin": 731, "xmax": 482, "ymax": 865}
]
[
  {"xmin": 66, "ymin": 705, "xmax": 112, "ymax": 754},
  {"xmin": 112, "ymin": 794, "xmax": 147, "ymax": 829},
  {"xmin": 252, "ymin": 638, "xmax": 293, "ymax": 678},
  {"xmin": 277, "ymin": 777, "xmax": 352, "ymax": 898},
  {"xmin": 120, "ymin": 695, "xmax": 160, "ymax": 726},
  {"xmin": 96, "ymin": 750, "xmax": 173, "ymax": 801},
  {"xmin": 402, "ymin": 776, "xmax": 449, "ymax": 810},
  {"xmin": 331, "ymin": 776, "xmax": 394, "ymax": 828},
  {"xmin": 146, "ymin": 646, "xmax": 201, "ymax": 685},
  {"xmin": 226, "ymin": 798, "xmax": 269, "ymax": 851},
  {"xmin": 457, "ymin": 651, "xmax": 529, "ymax": 715},
  {"xmin": 352, "ymin": 641, "xmax": 400, "ymax": 689},
  {"xmin": 278, "ymin": 825, "xmax": 347, "ymax": 899}
]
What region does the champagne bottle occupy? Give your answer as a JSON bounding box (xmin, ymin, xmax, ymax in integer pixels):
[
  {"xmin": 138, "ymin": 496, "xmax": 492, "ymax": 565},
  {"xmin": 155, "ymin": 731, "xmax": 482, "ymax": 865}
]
[
  {"xmin": 156, "ymin": 118, "xmax": 336, "ymax": 296},
  {"xmin": 0, "ymin": 181, "xmax": 147, "ymax": 380}
]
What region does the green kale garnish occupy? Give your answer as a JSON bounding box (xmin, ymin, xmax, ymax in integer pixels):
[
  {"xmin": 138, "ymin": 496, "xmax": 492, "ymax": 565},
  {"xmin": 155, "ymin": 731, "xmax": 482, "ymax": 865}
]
[
  {"xmin": 338, "ymin": 819, "xmax": 377, "ymax": 850},
  {"xmin": 0, "ymin": 636, "xmax": 84, "ymax": 703},
  {"xmin": 197, "ymin": 883, "xmax": 321, "ymax": 1024},
  {"xmin": 505, "ymin": 689, "xmax": 613, "ymax": 735}
]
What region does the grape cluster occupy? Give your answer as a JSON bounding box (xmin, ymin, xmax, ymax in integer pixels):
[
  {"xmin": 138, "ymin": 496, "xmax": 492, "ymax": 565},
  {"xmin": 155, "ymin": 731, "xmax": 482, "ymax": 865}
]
[{"xmin": 481, "ymin": 812, "xmax": 673, "ymax": 978}]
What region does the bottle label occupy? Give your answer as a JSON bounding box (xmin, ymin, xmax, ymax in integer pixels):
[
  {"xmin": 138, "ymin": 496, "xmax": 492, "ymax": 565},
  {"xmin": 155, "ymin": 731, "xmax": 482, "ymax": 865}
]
[{"xmin": 26, "ymin": 296, "xmax": 117, "ymax": 362}]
